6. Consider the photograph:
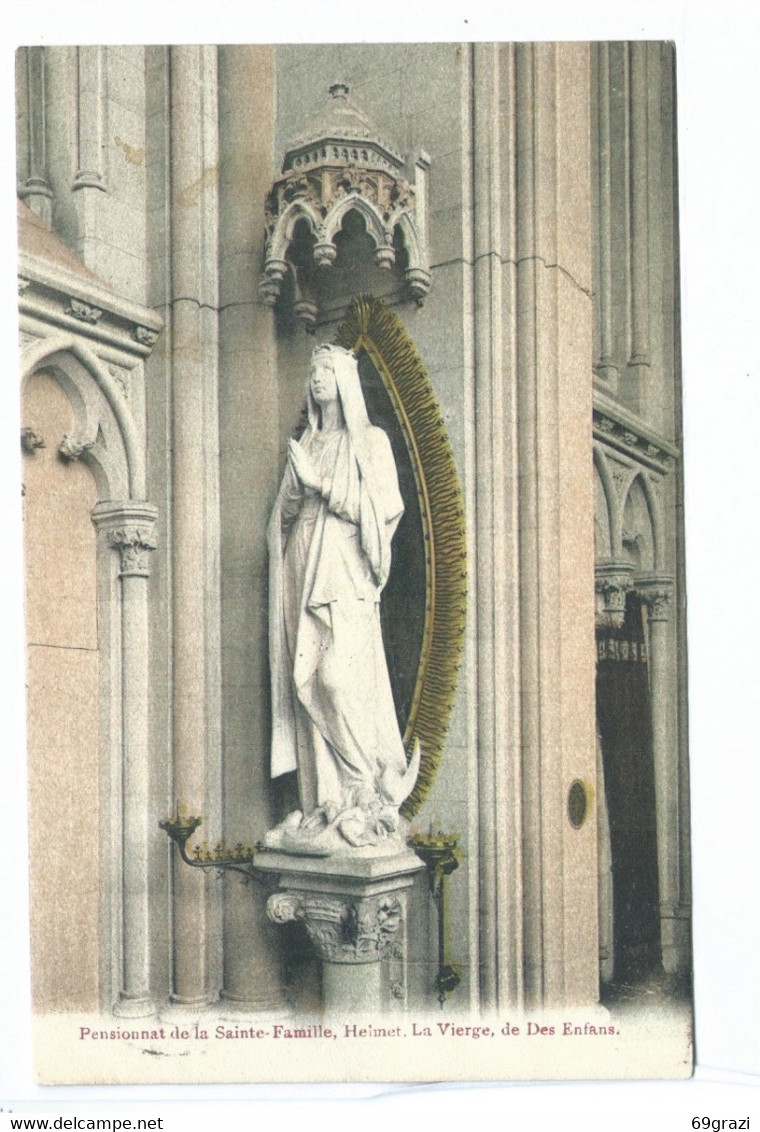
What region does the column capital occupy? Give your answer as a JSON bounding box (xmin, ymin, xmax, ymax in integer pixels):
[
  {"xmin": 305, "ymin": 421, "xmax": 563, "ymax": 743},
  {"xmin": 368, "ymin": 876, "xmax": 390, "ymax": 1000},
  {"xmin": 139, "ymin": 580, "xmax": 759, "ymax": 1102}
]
[
  {"xmin": 92, "ymin": 501, "xmax": 159, "ymax": 577},
  {"xmin": 637, "ymin": 575, "xmax": 674, "ymax": 623},
  {"xmin": 267, "ymin": 890, "xmax": 402, "ymax": 966},
  {"xmin": 595, "ymin": 561, "xmax": 634, "ymax": 628}
]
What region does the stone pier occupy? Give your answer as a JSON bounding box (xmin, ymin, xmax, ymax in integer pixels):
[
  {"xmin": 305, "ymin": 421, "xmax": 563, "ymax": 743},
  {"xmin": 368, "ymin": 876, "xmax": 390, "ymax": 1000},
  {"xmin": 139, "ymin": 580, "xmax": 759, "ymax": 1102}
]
[{"xmin": 255, "ymin": 850, "xmax": 424, "ymax": 1017}]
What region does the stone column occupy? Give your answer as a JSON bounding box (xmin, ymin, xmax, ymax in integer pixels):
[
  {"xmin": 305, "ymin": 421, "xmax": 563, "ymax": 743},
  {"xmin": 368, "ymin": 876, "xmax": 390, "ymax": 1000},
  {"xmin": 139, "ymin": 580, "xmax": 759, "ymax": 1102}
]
[
  {"xmin": 167, "ymin": 45, "xmax": 222, "ymax": 1009},
  {"xmin": 469, "ymin": 42, "xmax": 597, "ymax": 1011},
  {"xmin": 593, "ymin": 43, "xmax": 618, "ymax": 386},
  {"xmin": 216, "ymin": 45, "xmax": 286, "ymax": 1014},
  {"xmin": 513, "ymin": 42, "xmax": 598, "ymax": 1008},
  {"xmin": 627, "ymin": 42, "xmax": 652, "ymax": 413},
  {"xmin": 72, "ymin": 46, "xmax": 107, "ymax": 193},
  {"xmin": 470, "ymin": 41, "xmax": 524, "ymax": 1013},
  {"xmin": 92, "ymin": 501, "xmax": 158, "ymax": 1017},
  {"xmin": 257, "ymin": 851, "xmax": 423, "ymax": 1018},
  {"xmin": 639, "ymin": 576, "xmax": 680, "ymax": 975},
  {"xmin": 18, "ymin": 47, "xmax": 53, "ymax": 224}
]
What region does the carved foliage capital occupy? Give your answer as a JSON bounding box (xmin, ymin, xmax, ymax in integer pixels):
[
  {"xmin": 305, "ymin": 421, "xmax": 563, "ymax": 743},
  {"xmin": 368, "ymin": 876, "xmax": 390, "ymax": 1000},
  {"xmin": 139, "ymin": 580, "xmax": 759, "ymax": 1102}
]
[
  {"xmin": 108, "ymin": 524, "xmax": 157, "ymax": 577},
  {"xmin": 595, "ymin": 564, "xmax": 634, "ymax": 628},
  {"xmin": 639, "ymin": 582, "xmax": 673, "ymax": 623},
  {"xmin": 93, "ymin": 502, "xmax": 159, "ymax": 578},
  {"xmin": 267, "ymin": 890, "xmax": 402, "ymax": 965},
  {"xmin": 267, "ymin": 892, "xmax": 303, "ymax": 924}
]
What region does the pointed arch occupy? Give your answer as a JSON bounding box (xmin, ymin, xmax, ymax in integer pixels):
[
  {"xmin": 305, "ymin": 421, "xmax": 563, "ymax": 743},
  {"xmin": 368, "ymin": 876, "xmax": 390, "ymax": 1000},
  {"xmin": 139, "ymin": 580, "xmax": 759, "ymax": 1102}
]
[
  {"xmin": 21, "ymin": 334, "xmax": 144, "ymax": 498},
  {"xmin": 266, "ymin": 198, "xmax": 324, "ymax": 263},
  {"xmin": 321, "ymin": 194, "xmax": 390, "ymax": 251},
  {"xmin": 637, "ymin": 472, "xmax": 664, "ymax": 571},
  {"xmin": 621, "ymin": 470, "xmax": 662, "ymax": 573},
  {"xmin": 593, "ymin": 444, "xmax": 620, "ymax": 559},
  {"xmin": 394, "ymin": 210, "xmax": 425, "ymax": 271},
  {"xmin": 620, "ymin": 468, "xmax": 661, "ymax": 575},
  {"xmin": 21, "ymin": 322, "xmax": 157, "ymax": 1015}
]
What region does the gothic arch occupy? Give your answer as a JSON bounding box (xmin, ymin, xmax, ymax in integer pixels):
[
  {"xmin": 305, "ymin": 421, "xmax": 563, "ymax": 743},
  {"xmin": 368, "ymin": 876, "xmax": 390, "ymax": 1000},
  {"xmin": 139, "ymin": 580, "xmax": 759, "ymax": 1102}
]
[
  {"xmin": 20, "ymin": 324, "xmax": 158, "ymax": 1016},
  {"xmin": 394, "ymin": 211, "xmax": 425, "ymax": 271},
  {"xmin": 620, "ymin": 471, "xmax": 661, "ymax": 574},
  {"xmin": 637, "ymin": 472, "xmax": 664, "ymax": 572},
  {"xmin": 593, "ymin": 445, "xmax": 619, "ymax": 559},
  {"xmin": 22, "ymin": 367, "xmax": 105, "ymax": 1012},
  {"xmin": 321, "ymin": 194, "xmax": 391, "ymax": 257},
  {"xmin": 21, "ymin": 334, "xmax": 142, "ymax": 498},
  {"xmin": 266, "ymin": 198, "xmax": 325, "ymax": 265}
]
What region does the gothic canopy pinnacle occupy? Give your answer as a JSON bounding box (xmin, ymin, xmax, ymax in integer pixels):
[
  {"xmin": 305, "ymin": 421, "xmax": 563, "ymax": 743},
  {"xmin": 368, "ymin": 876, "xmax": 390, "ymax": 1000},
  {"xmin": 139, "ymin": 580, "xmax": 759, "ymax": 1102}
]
[{"xmin": 261, "ymin": 83, "xmax": 431, "ymax": 325}]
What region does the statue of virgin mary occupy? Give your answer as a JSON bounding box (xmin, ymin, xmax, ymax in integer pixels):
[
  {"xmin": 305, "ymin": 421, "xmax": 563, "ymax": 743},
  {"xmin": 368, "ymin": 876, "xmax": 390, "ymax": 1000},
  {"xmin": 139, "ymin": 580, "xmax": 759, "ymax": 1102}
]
[{"xmin": 265, "ymin": 343, "xmax": 419, "ymax": 854}]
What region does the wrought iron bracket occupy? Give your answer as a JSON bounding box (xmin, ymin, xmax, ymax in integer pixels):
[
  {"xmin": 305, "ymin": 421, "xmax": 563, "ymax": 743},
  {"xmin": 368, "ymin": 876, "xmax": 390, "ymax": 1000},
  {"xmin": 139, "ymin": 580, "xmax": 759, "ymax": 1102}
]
[
  {"xmin": 159, "ymin": 809, "xmax": 266, "ymax": 885},
  {"xmin": 408, "ymin": 830, "xmax": 462, "ymax": 1006}
]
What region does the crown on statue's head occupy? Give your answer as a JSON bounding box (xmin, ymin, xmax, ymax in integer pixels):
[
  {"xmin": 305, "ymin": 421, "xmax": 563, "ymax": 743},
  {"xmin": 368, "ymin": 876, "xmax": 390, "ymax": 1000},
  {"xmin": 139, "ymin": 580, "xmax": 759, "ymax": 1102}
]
[{"xmin": 311, "ymin": 342, "xmax": 356, "ymax": 362}]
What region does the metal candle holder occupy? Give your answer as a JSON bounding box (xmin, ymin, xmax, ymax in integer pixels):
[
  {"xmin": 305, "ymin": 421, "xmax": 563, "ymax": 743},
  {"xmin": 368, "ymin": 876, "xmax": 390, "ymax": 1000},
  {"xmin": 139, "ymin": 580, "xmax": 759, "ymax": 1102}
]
[
  {"xmin": 159, "ymin": 807, "xmax": 258, "ymax": 882},
  {"xmin": 162, "ymin": 810, "xmax": 464, "ymax": 1003},
  {"xmin": 408, "ymin": 829, "xmax": 462, "ymax": 1006}
]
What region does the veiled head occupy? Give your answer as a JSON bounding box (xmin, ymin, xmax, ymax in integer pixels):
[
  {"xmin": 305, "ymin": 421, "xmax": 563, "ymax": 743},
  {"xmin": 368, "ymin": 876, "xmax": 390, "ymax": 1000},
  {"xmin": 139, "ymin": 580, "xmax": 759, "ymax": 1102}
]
[
  {"xmin": 306, "ymin": 343, "xmax": 370, "ymax": 434},
  {"xmin": 309, "ymin": 351, "xmax": 338, "ymax": 406}
]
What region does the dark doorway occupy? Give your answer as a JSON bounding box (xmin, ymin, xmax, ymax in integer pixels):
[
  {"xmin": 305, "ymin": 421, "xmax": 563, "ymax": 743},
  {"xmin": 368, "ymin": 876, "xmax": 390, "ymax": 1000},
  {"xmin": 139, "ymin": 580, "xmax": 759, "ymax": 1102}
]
[{"xmin": 596, "ymin": 592, "xmax": 662, "ymax": 990}]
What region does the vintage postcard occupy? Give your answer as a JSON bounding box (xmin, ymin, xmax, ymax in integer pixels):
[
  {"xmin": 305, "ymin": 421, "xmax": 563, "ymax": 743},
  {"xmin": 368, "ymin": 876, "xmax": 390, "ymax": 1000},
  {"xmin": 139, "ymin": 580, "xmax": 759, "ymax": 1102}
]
[{"xmin": 14, "ymin": 39, "xmax": 694, "ymax": 1086}]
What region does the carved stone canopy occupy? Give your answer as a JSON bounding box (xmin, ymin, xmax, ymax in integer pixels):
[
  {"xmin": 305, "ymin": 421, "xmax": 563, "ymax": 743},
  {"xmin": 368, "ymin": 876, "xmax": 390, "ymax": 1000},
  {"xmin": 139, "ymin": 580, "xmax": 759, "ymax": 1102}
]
[{"xmin": 261, "ymin": 83, "xmax": 431, "ymax": 325}]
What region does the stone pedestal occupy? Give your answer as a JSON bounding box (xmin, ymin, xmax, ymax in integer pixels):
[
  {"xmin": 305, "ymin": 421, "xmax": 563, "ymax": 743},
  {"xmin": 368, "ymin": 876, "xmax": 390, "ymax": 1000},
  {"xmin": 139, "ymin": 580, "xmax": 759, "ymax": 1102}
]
[{"xmin": 254, "ymin": 850, "xmax": 424, "ymax": 1018}]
